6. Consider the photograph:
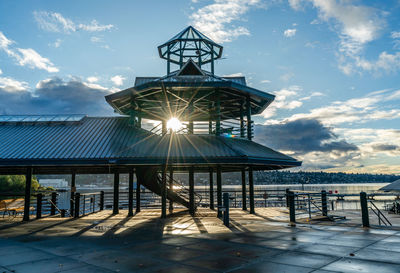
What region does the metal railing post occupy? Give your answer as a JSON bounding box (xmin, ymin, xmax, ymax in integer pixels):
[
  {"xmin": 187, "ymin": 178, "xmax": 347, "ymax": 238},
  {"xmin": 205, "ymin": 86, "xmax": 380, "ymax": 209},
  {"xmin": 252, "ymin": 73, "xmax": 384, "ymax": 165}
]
[
  {"xmin": 360, "ymin": 192, "xmax": 369, "ymax": 227},
  {"xmin": 286, "ymin": 188, "xmax": 290, "ymax": 207},
  {"xmin": 308, "ymin": 193, "xmax": 311, "ymax": 219},
  {"xmin": 288, "ymin": 191, "xmax": 296, "ymax": 224},
  {"xmin": 223, "ymin": 192, "xmax": 229, "ymax": 227},
  {"xmin": 321, "ymin": 190, "xmax": 328, "ymax": 216},
  {"xmin": 100, "ymin": 191, "xmax": 104, "ymax": 211},
  {"xmin": 74, "ymin": 193, "xmax": 80, "ymax": 218},
  {"xmin": 50, "ymin": 192, "xmax": 57, "ymax": 216},
  {"xmin": 36, "ymin": 193, "xmax": 42, "ymax": 219}
]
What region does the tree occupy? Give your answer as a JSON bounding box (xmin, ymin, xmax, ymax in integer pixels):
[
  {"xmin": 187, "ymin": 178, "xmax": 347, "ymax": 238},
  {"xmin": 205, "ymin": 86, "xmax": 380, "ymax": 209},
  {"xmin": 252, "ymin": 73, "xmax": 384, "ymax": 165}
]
[{"xmin": 0, "ymin": 175, "xmax": 40, "ymax": 193}]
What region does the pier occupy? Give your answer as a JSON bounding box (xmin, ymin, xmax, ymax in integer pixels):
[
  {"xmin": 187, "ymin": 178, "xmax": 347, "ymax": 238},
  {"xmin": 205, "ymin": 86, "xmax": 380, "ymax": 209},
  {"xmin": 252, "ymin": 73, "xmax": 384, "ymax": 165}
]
[{"xmin": 1, "ymin": 208, "xmax": 400, "ymax": 272}]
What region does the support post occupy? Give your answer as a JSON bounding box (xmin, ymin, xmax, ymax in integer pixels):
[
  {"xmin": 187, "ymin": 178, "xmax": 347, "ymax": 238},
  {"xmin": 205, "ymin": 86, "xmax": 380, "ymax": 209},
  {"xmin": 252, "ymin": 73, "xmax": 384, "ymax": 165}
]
[
  {"xmin": 128, "ymin": 169, "xmax": 134, "ymax": 216},
  {"xmin": 246, "ymin": 96, "xmax": 252, "ymax": 140},
  {"xmin": 188, "ymin": 102, "xmax": 194, "ymax": 134},
  {"xmin": 249, "ymin": 166, "xmax": 255, "ymax": 214},
  {"xmin": 189, "ymin": 166, "xmax": 195, "ymax": 215},
  {"xmin": 215, "ymin": 92, "xmax": 221, "ymax": 136},
  {"xmin": 240, "ymin": 103, "xmax": 245, "ymax": 138},
  {"xmin": 162, "ymin": 120, "xmax": 167, "ymax": 136},
  {"xmin": 23, "ymin": 167, "xmax": 32, "ymax": 221},
  {"xmin": 70, "ymin": 171, "xmax": 76, "ymax": 217},
  {"xmin": 50, "ymin": 192, "xmax": 57, "ymax": 216},
  {"xmin": 169, "ymin": 168, "xmax": 174, "ymax": 213},
  {"xmin": 360, "ymin": 192, "xmax": 370, "ymax": 227},
  {"xmin": 321, "ymin": 190, "xmax": 328, "ymax": 216},
  {"xmin": 209, "ymin": 168, "xmax": 214, "ymax": 210},
  {"xmin": 113, "ymin": 171, "xmax": 119, "ymax": 215},
  {"xmin": 285, "ymin": 188, "xmax": 290, "ymax": 207},
  {"xmin": 74, "ymin": 193, "xmax": 80, "ymax": 218},
  {"xmin": 100, "ymin": 191, "xmax": 104, "ymax": 211},
  {"xmin": 36, "ymin": 193, "xmax": 42, "ymax": 219},
  {"xmin": 241, "ymin": 169, "xmax": 247, "ymax": 210},
  {"xmin": 161, "ymin": 165, "xmax": 167, "ymax": 218},
  {"xmin": 288, "ymin": 191, "xmax": 296, "ymax": 223},
  {"xmin": 211, "ymin": 45, "xmax": 215, "ymax": 75},
  {"xmin": 217, "ymin": 166, "xmax": 222, "ymax": 217},
  {"xmin": 136, "ymin": 177, "xmax": 141, "ymax": 213},
  {"xmin": 223, "ymin": 193, "xmax": 229, "ymax": 227}
]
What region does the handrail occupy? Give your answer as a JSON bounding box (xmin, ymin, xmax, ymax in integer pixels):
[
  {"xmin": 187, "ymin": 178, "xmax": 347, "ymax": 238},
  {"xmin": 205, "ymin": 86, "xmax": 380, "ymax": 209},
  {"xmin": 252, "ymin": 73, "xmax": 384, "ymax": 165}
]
[{"xmin": 369, "ymin": 200, "xmax": 392, "ymax": 226}]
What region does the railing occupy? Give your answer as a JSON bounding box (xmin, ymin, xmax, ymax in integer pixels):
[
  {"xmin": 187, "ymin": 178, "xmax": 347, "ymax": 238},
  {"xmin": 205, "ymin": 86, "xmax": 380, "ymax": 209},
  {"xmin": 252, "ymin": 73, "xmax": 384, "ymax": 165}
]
[
  {"xmin": 292, "ymin": 191, "xmax": 324, "ymax": 219},
  {"xmin": 369, "ymin": 200, "xmax": 392, "ymax": 226},
  {"xmin": 146, "ymin": 118, "xmax": 254, "ymax": 139},
  {"xmin": 73, "ymin": 191, "xmax": 104, "ymax": 218}
]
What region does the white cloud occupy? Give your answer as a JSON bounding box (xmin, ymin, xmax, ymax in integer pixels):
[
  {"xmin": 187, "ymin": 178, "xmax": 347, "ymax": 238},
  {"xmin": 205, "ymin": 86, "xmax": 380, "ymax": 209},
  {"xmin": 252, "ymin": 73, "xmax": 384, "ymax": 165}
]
[
  {"xmin": 16, "ymin": 48, "xmax": 59, "ymax": 73},
  {"xmin": 34, "ymin": 11, "xmax": 114, "ymax": 34},
  {"xmin": 391, "ymin": 31, "xmax": 400, "ymax": 39},
  {"xmin": 78, "ymin": 20, "xmax": 113, "ymax": 32},
  {"xmin": 223, "ymin": 72, "xmax": 244, "ymax": 77},
  {"xmin": 111, "ymin": 75, "xmax": 125, "ymax": 86},
  {"xmin": 90, "ymin": 36, "xmax": 102, "ymax": 43},
  {"xmin": 86, "ymin": 76, "xmax": 98, "ymax": 83},
  {"xmin": 288, "ymin": 0, "xmax": 303, "ymax": 10},
  {"xmin": 0, "ymin": 69, "xmax": 2, "ymax": 75},
  {"xmin": 49, "ymin": 38, "xmax": 62, "ymax": 48},
  {"xmin": 280, "ymin": 72, "xmax": 294, "ymax": 81},
  {"xmin": 260, "ymin": 79, "xmax": 271, "ymax": 84},
  {"xmin": 289, "ymin": 0, "xmax": 394, "ymax": 75},
  {"xmin": 271, "ymin": 88, "xmax": 400, "ymax": 125},
  {"xmin": 284, "ymin": 28, "xmax": 297, "ymax": 37},
  {"xmin": 190, "ymin": 0, "xmax": 261, "ymax": 43},
  {"xmin": 261, "ymin": 85, "xmax": 303, "ymax": 118},
  {"xmin": 300, "ymin": 91, "xmax": 324, "ymax": 101},
  {"xmin": 354, "ymin": 51, "xmax": 400, "ymax": 74},
  {"xmin": 0, "ymin": 76, "xmax": 29, "ymax": 92},
  {"xmin": 0, "ymin": 31, "xmax": 58, "ymax": 73}
]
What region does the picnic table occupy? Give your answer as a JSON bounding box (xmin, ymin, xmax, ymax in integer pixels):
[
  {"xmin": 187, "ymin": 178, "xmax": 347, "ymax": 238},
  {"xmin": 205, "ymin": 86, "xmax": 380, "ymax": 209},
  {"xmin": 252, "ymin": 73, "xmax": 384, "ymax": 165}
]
[{"xmin": 0, "ymin": 198, "xmax": 33, "ymax": 217}]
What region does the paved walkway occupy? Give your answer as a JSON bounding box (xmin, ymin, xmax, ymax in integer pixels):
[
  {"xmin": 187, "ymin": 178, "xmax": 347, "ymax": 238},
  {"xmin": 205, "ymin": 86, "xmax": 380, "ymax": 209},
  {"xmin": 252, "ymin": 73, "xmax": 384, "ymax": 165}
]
[{"xmin": 1, "ymin": 208, "xmax": 400, "ymax": 272}]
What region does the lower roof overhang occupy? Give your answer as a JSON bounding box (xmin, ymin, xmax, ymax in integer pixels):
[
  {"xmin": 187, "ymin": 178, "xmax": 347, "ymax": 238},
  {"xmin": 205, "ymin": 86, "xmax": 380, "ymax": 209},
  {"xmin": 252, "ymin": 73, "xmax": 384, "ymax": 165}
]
[{"xmin": 0, "ymin": 157, "xmax": 301, "ymax": 175}]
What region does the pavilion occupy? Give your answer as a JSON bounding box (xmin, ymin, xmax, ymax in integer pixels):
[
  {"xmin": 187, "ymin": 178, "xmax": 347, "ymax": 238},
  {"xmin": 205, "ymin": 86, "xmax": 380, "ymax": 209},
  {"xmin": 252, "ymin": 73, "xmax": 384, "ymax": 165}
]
[{"xmin": 0, "ymin": 26, "xmax": 301, "ymax": 221}]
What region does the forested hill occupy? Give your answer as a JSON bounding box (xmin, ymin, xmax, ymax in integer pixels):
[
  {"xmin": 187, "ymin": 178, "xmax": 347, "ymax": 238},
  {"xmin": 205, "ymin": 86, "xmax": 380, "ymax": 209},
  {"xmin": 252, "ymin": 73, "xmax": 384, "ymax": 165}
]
[
  {"xmin": 254, "ymin": 171, "xmax": 399, "ymax": 185},
  {"xmin": 37, "ymin": 171, "xmax": 399, "ymax": 186}
]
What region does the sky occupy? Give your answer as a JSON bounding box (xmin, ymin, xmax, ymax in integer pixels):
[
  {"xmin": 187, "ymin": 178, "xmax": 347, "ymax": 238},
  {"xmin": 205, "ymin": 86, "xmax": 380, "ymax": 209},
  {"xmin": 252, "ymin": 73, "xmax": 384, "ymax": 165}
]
[{"xmin": 0, "ymin": 0, "xmax": 399, "ymax": 174}]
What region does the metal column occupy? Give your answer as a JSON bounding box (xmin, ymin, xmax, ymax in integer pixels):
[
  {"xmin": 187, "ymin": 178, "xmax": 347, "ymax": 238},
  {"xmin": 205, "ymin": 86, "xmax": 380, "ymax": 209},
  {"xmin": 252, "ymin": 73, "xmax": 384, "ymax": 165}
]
[
  {"xmin": 241, "ymin": 169, "xmax": 247, "ymax": 210},
  {"xmin": 70, "ymin": 171, "xmax": 76, "ymax": 217},
  {"xmin": 113, "ymin": 171, "xmax": 119, "ymax": 215},
  {"xmin": 189, "ymin": 166, "xmax": 195, "ymax": 215},
  {"xmin": 136, "ymin": 176, "xmax": 141, "ymax": 213},
  {"xmin": 23, "ymin": 167, "xmax": 32, "ymax": 221},
  {"xmin": 246, "ymin": 96, "xmax": 252, "ymax": 140},
  {"xmin": 217, "ymin": 166, "xmax": 222, "ymax": 217},
  {"xmin": 249, "ymin": 166, "xmax": 255, "ymax": 214},
  {"xmin": 128, "ymin": 169, "xmax": 134, "ymax": 216},
  {"xmin": 215, "ymin": 92, "xmax": 221, "ymax": 136},
  {"xmin": 360, "ymin": 192, "xmax": 370, "ymax": 227},
  {"xmin": 169, "ymin": 168, "xmax": 174, "ymax": 213},
  {"xmin": 209, "ymin": 168, "xmax": 214, "ymax": 210}
]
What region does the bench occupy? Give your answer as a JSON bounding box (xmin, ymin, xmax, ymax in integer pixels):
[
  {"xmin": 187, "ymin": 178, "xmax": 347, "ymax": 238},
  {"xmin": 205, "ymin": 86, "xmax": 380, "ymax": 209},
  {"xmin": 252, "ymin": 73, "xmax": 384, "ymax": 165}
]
[{"xmin": 0, "ymin": 198, "xmax": 33, "ymax": 217}]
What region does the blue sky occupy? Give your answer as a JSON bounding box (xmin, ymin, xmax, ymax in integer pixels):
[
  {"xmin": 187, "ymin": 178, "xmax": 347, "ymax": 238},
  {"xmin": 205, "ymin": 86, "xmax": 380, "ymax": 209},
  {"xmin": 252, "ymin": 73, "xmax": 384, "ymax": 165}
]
[{"xmin": 0, "ymin": 0, "xmax": 399, "ymax": 174}]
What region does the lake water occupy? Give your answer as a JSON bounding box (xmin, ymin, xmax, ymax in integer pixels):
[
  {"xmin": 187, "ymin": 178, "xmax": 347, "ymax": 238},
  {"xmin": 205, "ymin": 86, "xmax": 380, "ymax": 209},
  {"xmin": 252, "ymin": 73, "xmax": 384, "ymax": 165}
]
[{"xmin": 53, "ymin": 182, "xmax": 397, "ymax": 211}]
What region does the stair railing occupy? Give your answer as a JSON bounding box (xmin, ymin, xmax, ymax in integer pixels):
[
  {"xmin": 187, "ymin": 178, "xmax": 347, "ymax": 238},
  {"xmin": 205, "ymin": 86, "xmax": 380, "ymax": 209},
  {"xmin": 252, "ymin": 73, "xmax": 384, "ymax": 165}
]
[
  {"xmin": 369, "ymin": 200, "xmax": 392, "ymax": 226},
  {"xmin": 157, "ymin": 173, "xmax": 202, "ymax": 208}
]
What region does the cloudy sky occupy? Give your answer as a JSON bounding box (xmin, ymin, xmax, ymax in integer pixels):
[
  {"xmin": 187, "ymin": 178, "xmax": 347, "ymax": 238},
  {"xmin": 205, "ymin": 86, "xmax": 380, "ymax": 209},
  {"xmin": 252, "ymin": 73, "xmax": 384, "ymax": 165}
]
[{"xmin": 0, "ymin": 0, "xmax": 399, "ymax": 174}]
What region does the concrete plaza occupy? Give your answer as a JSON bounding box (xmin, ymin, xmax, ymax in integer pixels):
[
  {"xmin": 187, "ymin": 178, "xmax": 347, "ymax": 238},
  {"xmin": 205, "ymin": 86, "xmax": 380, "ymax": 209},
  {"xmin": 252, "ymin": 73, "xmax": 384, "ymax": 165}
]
[{"xmin": 1, "ymin": 208, "xmax": 400, "ymax": 273}]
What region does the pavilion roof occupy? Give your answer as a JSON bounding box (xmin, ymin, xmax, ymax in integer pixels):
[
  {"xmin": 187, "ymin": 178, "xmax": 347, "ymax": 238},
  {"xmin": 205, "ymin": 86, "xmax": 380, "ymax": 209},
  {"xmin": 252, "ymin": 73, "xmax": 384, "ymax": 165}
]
[
  {"xmin": 0, "ymin": 116, "xmax": 300, "ymax": 173},
  {"xmin": 105, "ymin": 70, "xmax": 275, "ymax": 121}
]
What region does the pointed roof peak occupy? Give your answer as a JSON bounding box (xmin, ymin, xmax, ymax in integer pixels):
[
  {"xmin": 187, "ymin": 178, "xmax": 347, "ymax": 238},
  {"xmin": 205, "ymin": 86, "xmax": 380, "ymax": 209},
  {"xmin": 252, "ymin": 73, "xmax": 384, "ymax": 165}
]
[
  {"xmin": 158, "ymin": 26, "xmax": 223, "ymax": 69},
  {"xmin": 177, "ymin": 59, "xmax": 205, "ymax": 76}
]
